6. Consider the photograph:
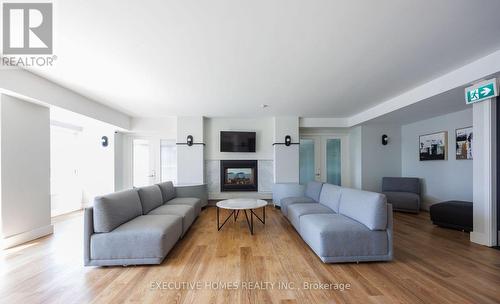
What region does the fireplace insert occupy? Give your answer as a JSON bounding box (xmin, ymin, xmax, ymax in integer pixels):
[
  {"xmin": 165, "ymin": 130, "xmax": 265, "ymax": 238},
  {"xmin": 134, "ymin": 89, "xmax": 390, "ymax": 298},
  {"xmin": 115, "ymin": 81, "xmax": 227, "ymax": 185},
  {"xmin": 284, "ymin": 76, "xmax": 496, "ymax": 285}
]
[{"xmin": 220, "ymin": 160, "xmax": 258, "ymax": 192}]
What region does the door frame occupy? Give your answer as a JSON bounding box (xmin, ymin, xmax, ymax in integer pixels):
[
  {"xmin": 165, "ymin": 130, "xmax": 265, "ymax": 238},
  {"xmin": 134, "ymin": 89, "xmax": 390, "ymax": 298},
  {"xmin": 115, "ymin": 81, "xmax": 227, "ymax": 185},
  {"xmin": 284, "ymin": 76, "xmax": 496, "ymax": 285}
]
[
  {"xmin": 321, "ymin": 135, "xmax": 350, "ymax": 187},
  {"xmin": 300, "ymin": 135, "xmax": 322, "ymax": 182},
  {"xmin": 131, "ymin": 136, "xmax": 160, "ymax": 186},
  {"xmin": 299, "ymin": 133, "xmax": 351, "ymax": 187}
]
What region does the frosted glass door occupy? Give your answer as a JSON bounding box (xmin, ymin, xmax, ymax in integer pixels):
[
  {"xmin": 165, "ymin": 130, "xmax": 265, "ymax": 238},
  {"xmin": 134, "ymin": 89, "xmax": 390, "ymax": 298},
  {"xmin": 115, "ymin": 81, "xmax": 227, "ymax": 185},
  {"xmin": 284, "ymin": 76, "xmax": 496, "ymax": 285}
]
[
  {"xmin": 326, "ymin": 139, "xmax": 341, "ymax": 186},
  {"xmin": 299, "ymin": 139, "xmax": 316, "ymax": 184},
  {"xmin": 299, "ymin": 134, "xmax": 349, "ymax": 187}
]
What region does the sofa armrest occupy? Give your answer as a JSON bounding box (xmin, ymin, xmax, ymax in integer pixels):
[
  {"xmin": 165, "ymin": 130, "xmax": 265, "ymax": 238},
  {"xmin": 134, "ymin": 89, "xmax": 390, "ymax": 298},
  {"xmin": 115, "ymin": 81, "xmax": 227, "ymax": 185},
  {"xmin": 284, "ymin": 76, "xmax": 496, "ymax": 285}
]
[
  {"xmin": 386, "ymin": 203, "xmax": 393, "ymax": 261},
  {"xmin": 83, "ymin": 207, "xmax": 94, "ymax": 266},
  {"xmin": 175, "ymin": 184, "xmax": 208, "ymax": 207},
  {"xmin": 272, "ymin": 183, "xmax": 306, "ymax": 206}
]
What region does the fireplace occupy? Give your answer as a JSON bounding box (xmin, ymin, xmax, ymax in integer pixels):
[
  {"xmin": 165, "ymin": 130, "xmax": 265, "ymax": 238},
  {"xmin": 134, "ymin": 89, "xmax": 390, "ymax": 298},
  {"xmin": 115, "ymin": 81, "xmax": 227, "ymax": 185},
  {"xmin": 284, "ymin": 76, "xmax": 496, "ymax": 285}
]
[{"xmin": 220, "ymin": 160, "xmax": 258, "ymax": 192}]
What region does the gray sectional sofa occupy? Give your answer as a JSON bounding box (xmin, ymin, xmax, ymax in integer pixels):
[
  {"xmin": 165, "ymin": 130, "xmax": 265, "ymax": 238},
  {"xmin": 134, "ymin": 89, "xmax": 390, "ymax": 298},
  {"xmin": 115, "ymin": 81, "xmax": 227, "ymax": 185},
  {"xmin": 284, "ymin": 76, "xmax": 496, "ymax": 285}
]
[
  {"xmin": 278, "ymin": 181, "xmax": 393, "ymax": 263},
  {"xmin": 84, "ymin": 182, "xmax": 207, "ymax": 266}
]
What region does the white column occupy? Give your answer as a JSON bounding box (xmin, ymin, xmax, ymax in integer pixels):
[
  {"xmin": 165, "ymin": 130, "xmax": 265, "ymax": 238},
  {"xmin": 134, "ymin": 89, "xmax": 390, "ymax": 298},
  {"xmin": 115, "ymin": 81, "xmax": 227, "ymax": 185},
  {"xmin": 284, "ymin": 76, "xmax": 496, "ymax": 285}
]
[
  {"xmin": 471, "ymin": 99, "xmax": 497, "ymax": 246},
  {"xmin": 176, "ymin": 116, "xmax": 205, "ymax": 185},
  {"xmin": 273, "ymin": 117, "xmax": 299, "ymax": 183},
  {"xmin": 0, "ymin": 94, "xmax": 53, "ymax": 249}
]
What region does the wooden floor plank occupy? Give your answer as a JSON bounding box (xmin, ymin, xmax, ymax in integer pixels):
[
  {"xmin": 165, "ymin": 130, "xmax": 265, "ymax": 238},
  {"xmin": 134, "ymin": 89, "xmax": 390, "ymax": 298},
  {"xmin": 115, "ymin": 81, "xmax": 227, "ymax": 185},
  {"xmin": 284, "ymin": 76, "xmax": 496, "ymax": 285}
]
[{"xmin": 1, "ymin": 206, "xmax": 500, "ymax": 304}]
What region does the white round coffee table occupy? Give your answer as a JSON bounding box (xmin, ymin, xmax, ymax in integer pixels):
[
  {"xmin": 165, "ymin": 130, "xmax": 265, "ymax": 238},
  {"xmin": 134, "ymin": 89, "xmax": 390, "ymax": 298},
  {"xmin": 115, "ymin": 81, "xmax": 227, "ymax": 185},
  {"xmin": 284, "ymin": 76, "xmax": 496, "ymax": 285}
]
[{"xmin": 216, "ymin": 199, "xmax": 267, "ymax": 234}]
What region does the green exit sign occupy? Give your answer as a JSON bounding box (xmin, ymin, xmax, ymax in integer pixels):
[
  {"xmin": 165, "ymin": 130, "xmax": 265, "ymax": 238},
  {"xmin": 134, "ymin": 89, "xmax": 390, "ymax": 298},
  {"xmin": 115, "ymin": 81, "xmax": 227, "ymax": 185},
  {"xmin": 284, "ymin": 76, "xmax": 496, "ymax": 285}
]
[{"xmin": 465, "ymin": 79, "xmax": 498, "ymax": 104}]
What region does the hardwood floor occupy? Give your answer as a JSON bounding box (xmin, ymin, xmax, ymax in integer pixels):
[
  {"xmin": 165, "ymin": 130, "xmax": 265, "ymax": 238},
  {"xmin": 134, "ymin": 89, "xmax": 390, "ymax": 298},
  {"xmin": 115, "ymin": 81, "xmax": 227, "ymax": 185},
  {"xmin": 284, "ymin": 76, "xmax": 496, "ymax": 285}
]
[{"xmin": 1, "ymin": 206, "xmax": 500, "ymax": 304}]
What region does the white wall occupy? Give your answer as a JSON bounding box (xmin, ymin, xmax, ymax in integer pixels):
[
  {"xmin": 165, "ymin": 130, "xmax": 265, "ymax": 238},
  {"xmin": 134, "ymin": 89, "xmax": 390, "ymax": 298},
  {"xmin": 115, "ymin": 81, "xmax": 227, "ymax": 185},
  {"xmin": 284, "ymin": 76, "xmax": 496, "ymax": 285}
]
[
  {"xmin": 323, "ymin": 125, "xmax": 401, "ymax": 192},
  {"xmin": 401, "ymin": 109, "xmax": 473, "ymax": 209},
  {"xmin": 204, "ymin": 117, "xmax": 274, "ymax": 199},
  {"xmin": 361, "ymin": 124, "xmax": 402, "ymax": 192},
  {"xmin": 274, "ymin": 117, "xmax": 299, "ymax": 183},
  {"xmin": 177, "ymin": 117, "xmax": 204, "ymax": 184},
  {"xmin": 116, "ymin": 133, "xmax": 134, "ymax": 190},
  {"xmin": 1, "ymin": 95, "xmax": 52, "ymax": 248},
  {"xmin": 114, "ymin": 132, "xmax": 124, "ymax": 191},
  {"xmin": 349, "ymin": 126, "xmax": 362, "ymax": 189},
  {"xmin": 50, "ymin": 107, "xmax": 116, "ymax": 207},
  {"xmin": 131, "ymin": 117, "xmax": 177, "ymax": 138},
  {"xmin": 79, "ymin": 125, "xmax": 115, "ymax": 206}
]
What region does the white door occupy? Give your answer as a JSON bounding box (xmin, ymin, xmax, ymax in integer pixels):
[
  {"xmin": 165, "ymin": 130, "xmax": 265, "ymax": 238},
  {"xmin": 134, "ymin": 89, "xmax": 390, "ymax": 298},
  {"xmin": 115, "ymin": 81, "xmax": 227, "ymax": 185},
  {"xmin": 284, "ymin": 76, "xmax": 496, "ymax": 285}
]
[
  {"xmin": 50, "ymin": 126, "xmax": 83, "ymax": 216},
  {"xmin": 133, "ymin": 138, "xmax": 159, "ymax": 187},
  {"xmin": 299, "ymin": 135, "xmax": 350, "ymax": 187},
  {"xmin": 160, "ymin": 139, "xmax": 177, "ymax": 183}
]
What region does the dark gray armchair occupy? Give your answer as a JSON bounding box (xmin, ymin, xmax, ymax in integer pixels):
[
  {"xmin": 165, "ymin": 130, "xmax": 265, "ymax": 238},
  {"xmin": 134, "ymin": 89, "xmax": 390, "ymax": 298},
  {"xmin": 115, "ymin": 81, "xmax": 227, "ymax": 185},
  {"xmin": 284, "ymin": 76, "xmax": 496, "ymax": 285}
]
[{"xmin": 382, "ymin": 177, "xmax": 421, "ymax": 213}]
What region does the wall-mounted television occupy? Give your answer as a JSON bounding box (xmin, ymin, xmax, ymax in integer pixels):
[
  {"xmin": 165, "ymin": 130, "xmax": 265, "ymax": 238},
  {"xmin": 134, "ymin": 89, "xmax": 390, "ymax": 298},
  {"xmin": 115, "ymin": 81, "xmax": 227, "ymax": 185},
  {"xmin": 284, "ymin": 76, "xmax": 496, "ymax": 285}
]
[{"xmin": 220, "ymin": 131, "xmax": 256, "ymax": 152}]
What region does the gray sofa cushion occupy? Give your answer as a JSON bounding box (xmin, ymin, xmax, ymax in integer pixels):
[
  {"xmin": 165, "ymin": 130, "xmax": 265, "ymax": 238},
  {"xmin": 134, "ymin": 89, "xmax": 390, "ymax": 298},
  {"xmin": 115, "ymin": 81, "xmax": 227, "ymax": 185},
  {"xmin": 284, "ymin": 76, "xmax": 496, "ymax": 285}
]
[
  {"xmin": 93, "ymin": 189, "xmax": 143, "ymax": 233},
  {"xmin": 137, "ymin": 185, "xmax": 164, "ymax": 214},
  {"xmin": 167, "ymin": 197, "xmax": 202, "ymax": 216},
  {"xmin": 280, "ymin": 196, "xmax": 316, "ymax": 217},
  {"xmin": 384, "ymin": 191, "xmax": 420, "ymax": 212},
  {"xmin": 90, "ymin": 214, "xmax": 182, "ymax": 260},
  {"xmin": 318, "ymin": 184, "xmax": 342, "ymax": 213},
  {"xmin": 338, "ymin": 187, "xmax": 387, "ymax": 230},
  {"xmin": 287, "ymin": 203, "xmax": 334, "ymax": 231},
  {"xmin": 300, "ymin": 213, "xmax": 389, "ymax": 258},
  {"xmin": 157, "ymin": 181, "xmax": 177, "ymax": 202},
  {"xmin": 148, "ymin": 204, "xmax": 196, "ymax": 236},
  {"xmin": 305, "ymin": 181, "xmax": 323, "ymax": 201},
  {"xmin": 382, "ymin": 177, "xmax": 420, "ymax": 194}
]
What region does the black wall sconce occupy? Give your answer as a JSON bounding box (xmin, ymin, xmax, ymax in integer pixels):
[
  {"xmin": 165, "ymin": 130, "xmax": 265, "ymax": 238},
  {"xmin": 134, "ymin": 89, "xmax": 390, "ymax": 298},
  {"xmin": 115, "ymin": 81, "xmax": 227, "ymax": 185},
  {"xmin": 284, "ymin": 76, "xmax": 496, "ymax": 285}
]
[
  {"xmin": 101, "ymin": 136, "xmax": 108, "ymax": 147},
  {"xmin": 273, "ymin": 135, "xmax": 299, "ymax": 146},
  {"xmin": 176, "ymin": 135, "xmax": 205, "ymax": 146},
  {"xmin": 381, "ymin": 134, "xmax": 389, "ymax": 145}
]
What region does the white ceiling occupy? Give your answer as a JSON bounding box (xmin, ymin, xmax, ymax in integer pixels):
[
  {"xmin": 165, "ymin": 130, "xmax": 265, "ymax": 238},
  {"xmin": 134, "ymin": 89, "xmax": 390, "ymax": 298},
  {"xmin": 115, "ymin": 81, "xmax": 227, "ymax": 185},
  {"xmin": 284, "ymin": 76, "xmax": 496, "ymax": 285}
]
[
  {"xmin": 368, "ymin": 70, "xmax": 500, "ymax": 125},
  {"xmin": 29, "ymin": 0, "xmax": 500, "ymax": 118},
  {"xmin": 367, "ymin": 87, "xmax": 469, "ymax": 125}
]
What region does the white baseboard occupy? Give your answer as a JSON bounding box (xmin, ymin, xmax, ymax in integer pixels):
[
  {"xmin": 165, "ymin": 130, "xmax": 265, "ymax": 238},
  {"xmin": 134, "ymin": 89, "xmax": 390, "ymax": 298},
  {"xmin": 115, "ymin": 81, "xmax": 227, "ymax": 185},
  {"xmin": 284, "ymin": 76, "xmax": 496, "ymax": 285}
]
[
  {"xmin": 1, "ymin": 225, "xmax": 54, "ymax": 249},
  {"xmin": 470, "ymin": 232, "xmax": 488, "ymax": 246},
  {"xmin": 471, "ymin": 231, "xmax": 497, "ymax": 247},
  {"xmin": 208, "ymin": 192, "xmax": 272, "ymax": 200}
]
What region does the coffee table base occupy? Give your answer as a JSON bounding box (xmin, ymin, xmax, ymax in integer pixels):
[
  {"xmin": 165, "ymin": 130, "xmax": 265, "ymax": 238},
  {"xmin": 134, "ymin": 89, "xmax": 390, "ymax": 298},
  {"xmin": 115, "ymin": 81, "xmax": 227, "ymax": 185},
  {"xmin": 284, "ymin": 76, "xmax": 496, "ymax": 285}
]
[{"xmin": 217, "ymin": 207, "xmax": 265, "ymax": 235}]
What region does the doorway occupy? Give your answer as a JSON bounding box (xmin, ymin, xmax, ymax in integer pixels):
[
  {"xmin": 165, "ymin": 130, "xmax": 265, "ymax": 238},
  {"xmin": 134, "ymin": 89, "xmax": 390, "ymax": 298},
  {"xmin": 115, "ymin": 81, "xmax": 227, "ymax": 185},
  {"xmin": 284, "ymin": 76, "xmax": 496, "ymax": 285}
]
[
  {"xmin": 50, "ymin": 124, "xmax": 83, "ymax": 217},
  {"xmin": 133, "ymin": 138, "xmax": 157, "ymax": 187},
  {"xmin": 299, "ymin": 135, "xmax": 350, "ymax": 186},
  {"xmin": 132, "ymin": 137, "xmax": 177, "ymax": 187}
]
